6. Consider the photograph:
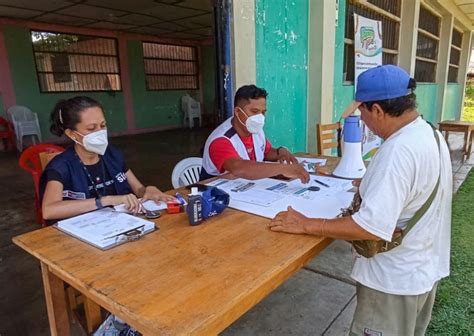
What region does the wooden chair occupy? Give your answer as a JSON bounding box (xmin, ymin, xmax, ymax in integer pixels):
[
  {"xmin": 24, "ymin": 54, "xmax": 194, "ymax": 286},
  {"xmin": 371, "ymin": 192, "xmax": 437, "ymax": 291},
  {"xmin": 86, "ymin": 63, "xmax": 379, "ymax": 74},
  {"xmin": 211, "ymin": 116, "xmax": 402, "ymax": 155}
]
[{"xmin": 316, "ymin": 122, "xmax": 342, "ymax": 156}]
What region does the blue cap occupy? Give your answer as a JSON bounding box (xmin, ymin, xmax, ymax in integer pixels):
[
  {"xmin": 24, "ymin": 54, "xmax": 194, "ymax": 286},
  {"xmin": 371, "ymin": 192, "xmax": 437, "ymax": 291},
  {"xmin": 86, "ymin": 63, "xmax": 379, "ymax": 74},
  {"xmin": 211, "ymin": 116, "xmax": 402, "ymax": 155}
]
[
  {"xmin": 356, "ymin": 65, "xmax": 410, "ymax": 101},
  {"xmin": 342, "ymin": 65, "xmax": 411, "ymax": 118}
]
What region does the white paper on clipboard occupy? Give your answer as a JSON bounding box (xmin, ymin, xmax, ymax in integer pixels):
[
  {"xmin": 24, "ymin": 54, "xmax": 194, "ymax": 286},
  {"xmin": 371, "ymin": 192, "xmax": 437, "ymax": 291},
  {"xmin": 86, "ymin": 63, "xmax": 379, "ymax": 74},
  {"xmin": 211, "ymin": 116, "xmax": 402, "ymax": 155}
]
[{"xmin": 56, "ymin": 208, "xmax": 155, "ymax": 250}]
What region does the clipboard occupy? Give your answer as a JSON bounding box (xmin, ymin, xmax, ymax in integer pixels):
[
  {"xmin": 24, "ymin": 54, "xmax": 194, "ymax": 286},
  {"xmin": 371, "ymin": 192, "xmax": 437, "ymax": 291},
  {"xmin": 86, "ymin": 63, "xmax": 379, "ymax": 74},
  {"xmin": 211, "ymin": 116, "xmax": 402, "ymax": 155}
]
[{"xmin": 55, "ymin": 208, "xmax": 157, "ymax": 250}]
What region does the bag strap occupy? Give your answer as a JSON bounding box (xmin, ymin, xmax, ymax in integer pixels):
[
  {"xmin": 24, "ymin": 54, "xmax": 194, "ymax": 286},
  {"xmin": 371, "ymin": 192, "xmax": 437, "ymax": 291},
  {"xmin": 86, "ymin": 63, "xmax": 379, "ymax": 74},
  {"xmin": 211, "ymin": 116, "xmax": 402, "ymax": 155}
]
[{"xmin": 402, "ymin": 128, "xmax": 441, "ymax": 237}]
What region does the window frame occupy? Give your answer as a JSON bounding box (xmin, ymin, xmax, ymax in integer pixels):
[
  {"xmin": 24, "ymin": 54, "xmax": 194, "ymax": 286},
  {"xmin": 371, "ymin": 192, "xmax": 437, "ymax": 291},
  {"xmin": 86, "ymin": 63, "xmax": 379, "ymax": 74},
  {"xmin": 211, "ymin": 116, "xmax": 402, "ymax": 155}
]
[
  {"xmin": 448, "ymin": 26, "xmax": 463, "ymax": 83},
  {"xmin": 142, "ymin": 41, "xmax": 200, "ymax": 91},
  {"xmin": 414, "ymin": 3, "xmax": 441, "ymax": 83},
  {"xmin": 31, "ymin": 30, "xmax": 122, "ymax": 93},
  {"xmin": 343, "ymin": 0, "xmax": 402, "ymax": 84}
]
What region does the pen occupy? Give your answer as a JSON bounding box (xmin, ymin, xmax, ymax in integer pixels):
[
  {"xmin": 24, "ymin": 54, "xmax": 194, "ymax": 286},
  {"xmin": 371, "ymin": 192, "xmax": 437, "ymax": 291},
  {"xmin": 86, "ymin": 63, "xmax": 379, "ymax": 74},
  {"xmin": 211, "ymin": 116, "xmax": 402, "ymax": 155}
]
[{"xmin": 314, "ymin": 178, "xmax": 330, "ymax": 188}]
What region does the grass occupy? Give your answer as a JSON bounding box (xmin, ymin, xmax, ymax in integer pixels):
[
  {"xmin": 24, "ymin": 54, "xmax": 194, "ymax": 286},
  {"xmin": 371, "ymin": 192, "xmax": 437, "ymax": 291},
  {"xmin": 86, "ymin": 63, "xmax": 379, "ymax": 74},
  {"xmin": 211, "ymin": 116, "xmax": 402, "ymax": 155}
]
[
  {"xmin": 463, "ymin": 105, "xmax": 474, "ymax": 121},
  {"xmin": 426, "ymin": 170, "xmax": 474, "ymax": 336},
  {"xmin": 462, "ymin": 86, "xmax": 474, "ymax": 121},
  {"xmin": 462, "ymin": 97, "xmax": 474, "ymax": 122}
]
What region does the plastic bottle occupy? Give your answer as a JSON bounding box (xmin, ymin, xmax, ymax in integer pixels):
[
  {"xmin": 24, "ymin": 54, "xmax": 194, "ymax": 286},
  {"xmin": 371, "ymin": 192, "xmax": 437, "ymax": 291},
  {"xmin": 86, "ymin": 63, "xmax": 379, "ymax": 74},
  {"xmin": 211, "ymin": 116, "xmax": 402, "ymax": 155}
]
[{"xmin": 186, "ymin": 187, "xmax": 203, "ymax": 226}]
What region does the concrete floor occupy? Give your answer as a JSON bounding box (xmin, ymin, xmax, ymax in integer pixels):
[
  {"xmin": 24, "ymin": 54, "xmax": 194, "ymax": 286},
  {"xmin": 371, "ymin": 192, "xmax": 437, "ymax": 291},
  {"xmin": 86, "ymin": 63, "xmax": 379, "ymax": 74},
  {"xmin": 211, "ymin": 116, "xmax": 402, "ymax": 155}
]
[{"xmin": 0, "ymin": 129, "xmax": 472, "ymax": 336}]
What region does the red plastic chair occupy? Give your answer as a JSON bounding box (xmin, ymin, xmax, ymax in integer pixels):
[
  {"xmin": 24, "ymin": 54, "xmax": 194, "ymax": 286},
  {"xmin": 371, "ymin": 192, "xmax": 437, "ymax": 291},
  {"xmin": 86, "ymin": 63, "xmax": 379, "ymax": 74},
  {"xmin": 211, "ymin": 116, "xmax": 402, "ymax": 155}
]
[
  {"xmin": 0, "ymin": 116, "xmax": 15, "ymax": 151},
  {"xmin": 19, "ymin": 144, "xmax": 64, "ymax": 225}
]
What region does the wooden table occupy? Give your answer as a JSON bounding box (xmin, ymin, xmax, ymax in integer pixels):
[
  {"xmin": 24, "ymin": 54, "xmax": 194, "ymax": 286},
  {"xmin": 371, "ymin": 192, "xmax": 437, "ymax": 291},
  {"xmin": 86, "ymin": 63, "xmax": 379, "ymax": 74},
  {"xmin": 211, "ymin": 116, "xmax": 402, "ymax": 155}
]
[
  {"xmin": 439, "ymin": 120, "xmax": 474, "ymax": 161},
  {"xmin": 13, "ymin": 156, "xmax": 340, "ymax": 336}
]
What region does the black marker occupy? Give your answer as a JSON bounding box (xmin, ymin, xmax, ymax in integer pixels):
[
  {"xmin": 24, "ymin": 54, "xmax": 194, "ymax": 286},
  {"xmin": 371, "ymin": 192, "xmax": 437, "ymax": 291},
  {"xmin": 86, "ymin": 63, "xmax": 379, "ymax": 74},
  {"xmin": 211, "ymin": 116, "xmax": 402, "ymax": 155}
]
[{"xmin": 314, "ymin": 179, "xmax": 330, "ymax": 188}]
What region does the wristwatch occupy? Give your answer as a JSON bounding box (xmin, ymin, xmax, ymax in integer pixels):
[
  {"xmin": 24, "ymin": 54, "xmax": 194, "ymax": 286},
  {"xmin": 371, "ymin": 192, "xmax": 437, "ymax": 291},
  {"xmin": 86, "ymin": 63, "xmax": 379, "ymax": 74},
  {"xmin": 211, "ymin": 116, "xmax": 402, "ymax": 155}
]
[{"xmin": 95, "ymin": 196, "xmax": 104, "ymax": 209}]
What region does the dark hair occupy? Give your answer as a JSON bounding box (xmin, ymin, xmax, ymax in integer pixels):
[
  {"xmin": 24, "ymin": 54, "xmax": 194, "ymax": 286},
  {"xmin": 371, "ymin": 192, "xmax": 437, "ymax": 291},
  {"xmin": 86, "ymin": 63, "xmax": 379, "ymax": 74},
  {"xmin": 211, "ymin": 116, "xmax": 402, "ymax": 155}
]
[
  {"xmin": 363, "ymin": 78, "xmax": 417, "ymax": 117},
  {"xmin": 234, "ymin": 85, "xmax": 268, "ymax": 108},
  {"xmin": 50, "ymin": 96, "xmax": 103, "ymax": 136}
]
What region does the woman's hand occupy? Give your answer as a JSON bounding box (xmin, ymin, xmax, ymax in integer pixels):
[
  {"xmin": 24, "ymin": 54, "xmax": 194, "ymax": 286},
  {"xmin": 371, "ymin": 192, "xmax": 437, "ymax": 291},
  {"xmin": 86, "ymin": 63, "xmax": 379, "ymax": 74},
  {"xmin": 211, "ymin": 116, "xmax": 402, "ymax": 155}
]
[
  {"xmin": 268, "ymin": 206, "xmax": 310, "ymax": 234},
  {"xmin": 102, "ymin": 194, "xmax": 143, "ymax": 213},
  {"xmin": 142, "ymin": 186, "xmax": 176, "ymax": 203}
]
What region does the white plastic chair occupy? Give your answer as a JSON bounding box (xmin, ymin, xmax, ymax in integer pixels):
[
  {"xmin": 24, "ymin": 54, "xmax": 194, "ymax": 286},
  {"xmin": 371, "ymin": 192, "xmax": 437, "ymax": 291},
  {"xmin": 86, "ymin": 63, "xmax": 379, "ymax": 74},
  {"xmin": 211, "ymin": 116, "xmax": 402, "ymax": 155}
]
[
  {"xmin": 171, "ymin": 157, "xmax": 203, "ymax": 188},
  {"xmin": 7, "ymin": 105, "xmax": 42, "ymax": 152},
  {"xmin": 181, "ymin": 94, "xmax": 202, "ymax": 128}
]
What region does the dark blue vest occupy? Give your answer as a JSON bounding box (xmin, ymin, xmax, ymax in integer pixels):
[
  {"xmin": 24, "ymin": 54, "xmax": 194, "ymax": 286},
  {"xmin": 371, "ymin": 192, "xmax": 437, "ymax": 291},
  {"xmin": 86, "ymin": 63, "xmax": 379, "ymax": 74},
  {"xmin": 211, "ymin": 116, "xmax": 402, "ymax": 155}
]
[{"xmin": 39, "ymin": 145, "xmax": 132, "ymax": 203}]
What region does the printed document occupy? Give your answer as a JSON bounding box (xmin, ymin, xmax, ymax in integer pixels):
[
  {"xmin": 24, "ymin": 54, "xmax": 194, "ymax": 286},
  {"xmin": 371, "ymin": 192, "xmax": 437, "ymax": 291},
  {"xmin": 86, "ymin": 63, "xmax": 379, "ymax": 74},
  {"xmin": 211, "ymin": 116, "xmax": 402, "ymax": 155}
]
[
  {"xmin": 207, "ymin": 177, "xmax": 354, "ymax": 219},
  {"xmin": 296, "ymin": 157, "xmax": 327, "ymax": 172},
  {"xmin": 56, "ymin": 208, "xmax": 155, "ymax": 250}
]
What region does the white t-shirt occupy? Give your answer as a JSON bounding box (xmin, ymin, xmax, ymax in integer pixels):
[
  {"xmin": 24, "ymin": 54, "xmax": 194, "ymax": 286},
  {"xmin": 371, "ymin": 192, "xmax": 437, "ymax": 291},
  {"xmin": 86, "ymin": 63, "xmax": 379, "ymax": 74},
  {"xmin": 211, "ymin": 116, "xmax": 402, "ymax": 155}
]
[{"xmin": 351, "ymin": 117, "xmax": 452, "ymax": 295}]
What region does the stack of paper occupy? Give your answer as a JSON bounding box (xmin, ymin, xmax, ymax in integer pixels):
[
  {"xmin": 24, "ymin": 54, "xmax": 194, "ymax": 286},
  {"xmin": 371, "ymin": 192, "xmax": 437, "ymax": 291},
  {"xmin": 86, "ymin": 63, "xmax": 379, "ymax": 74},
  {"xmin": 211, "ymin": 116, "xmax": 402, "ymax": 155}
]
[
  {"xmin": 56, "ymin": 208, "xmax": 155, "ymax": 250},
  {"xmin": 207, "ymin": 177, "xmax": 355, "ymax": 219}
]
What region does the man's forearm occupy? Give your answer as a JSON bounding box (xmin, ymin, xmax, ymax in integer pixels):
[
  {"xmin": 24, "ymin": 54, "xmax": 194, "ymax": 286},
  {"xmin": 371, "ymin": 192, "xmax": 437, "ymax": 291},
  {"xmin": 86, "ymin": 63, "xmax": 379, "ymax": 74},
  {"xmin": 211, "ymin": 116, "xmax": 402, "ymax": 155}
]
[
  {"xmin": 304, "ymin": 216, "xmax": 380, "ymax": 241},
  {"xmin": 225, "ymin": 160, "xmax": 289, "ymax": 180},
  {"xmin": 264, "ymin": 147, "xmax": 279, "ymax": 161}
]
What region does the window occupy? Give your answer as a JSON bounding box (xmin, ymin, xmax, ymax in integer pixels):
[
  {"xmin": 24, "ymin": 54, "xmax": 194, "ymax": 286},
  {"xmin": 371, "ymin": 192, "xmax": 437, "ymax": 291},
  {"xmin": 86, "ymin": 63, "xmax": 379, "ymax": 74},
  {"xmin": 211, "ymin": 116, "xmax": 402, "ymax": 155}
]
[
  {"xmin": 343, "ymin": 0, "xmax": 401, "ymax": 82},
  {"xmin": 142, "ymin": 42, "xmax": 198, "ymax": 90},
  {"xmin": 448, "ymin": 28, "xmax": 463, "ymax": 83},
  {"xmin": 31, "ymin": 31, "xmax": 121, "ymax": 92},
  {"xmin": 414, "ymin": 5, "xmax": 440, "ymax": 83}
]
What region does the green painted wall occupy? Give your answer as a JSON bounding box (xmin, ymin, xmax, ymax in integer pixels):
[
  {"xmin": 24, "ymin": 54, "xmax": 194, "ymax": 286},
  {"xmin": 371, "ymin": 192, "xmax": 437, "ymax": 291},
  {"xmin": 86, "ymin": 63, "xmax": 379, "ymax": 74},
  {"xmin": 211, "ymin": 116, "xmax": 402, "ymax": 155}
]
[
  {"xmin": 443, "ymin": 84, "xmax": 462, "ymax": 121},
  {"xmin": 416, "ymin": 84, "xmax": 438, "ymax": 123},
  {"xmin": 255, "ymin": 0, "xmax": 308, "ymax": 152},
  {"xmin": 333, "ymin": 0, "xmax": 355, "ymax": 121},
  {"xmin": 3, "ymin": 26, "xmax": 127, "ymax": 141},
  {"xmin": 127, "ymin": 40, "xmax": 198, "ymax": 129},
  {"xmin": 201, "ymin": 45, "xmax": 216, "ymax": 116}
]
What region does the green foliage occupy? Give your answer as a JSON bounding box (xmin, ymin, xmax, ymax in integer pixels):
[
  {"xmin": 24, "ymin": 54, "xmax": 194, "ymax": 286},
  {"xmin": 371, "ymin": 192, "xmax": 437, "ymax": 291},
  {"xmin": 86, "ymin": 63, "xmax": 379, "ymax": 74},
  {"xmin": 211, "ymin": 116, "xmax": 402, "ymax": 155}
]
[
  {"xmin": 426, "ymin": 170, "xmax": 474, "ymax": 335},
  {"xmin": 31, "ymin": 31, "xmax": 79, "ymax": 52},
  {"xmin": 462, "ymin": 83, "xmax": 474, "ymax": 121}
]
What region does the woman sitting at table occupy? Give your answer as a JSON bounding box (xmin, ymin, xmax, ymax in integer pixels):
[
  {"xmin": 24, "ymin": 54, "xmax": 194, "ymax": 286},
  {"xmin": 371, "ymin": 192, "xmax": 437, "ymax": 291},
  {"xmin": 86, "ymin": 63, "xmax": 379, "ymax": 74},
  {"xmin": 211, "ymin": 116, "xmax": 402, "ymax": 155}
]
[{"xmin": 40, "ymin": 96, "xmax": 174, "ymax": 223}]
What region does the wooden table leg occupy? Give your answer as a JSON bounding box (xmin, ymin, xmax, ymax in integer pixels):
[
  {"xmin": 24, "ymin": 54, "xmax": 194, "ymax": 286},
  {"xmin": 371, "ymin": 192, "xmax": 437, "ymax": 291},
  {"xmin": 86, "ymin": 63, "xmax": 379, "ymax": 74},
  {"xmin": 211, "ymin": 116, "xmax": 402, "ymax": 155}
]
[
  {"xmin": 467, "ymin": 131, "xmax": 473, "ymax": 160},
  {"xmin": 41, "ymin": 262, "xmax": 71, "ymax": 336},
  {"xmin": 462, "ymin": 130, "xmax": 469, "ymax": 162},
  {"xmin": 84, "ymin": 296, "xmax": 102, "ymax": 333}
]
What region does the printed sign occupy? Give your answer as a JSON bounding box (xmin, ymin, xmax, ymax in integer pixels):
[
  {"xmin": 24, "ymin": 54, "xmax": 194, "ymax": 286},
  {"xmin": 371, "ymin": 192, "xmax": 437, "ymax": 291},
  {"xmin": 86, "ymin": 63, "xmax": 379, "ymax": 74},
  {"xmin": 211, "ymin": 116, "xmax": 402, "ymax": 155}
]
[{"xmin": 354, "ymin": 14, "xmax": 383, "ymax": 160}]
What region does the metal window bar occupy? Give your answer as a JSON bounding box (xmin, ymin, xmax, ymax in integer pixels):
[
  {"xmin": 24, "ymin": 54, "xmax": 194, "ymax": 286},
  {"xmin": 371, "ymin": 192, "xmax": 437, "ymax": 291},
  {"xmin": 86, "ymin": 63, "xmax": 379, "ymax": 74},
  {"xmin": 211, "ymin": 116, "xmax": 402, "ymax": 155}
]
[
  {"xmin": 367, "ymin": 0, "xmax": 401, "ymax": 16},
  {"xmin": 448, "ymin": 66, "xmax": 458, "ymax": 83},
  {"xmin": 450, "ymin": 47, "xmax": 461, "ymax": 66},
  {"xmin": 142, "ymin": 42, "xmax": 198, "ymax": 90},
  {"xmin": 343, "ymin": 0, "xmax": 401, "ymax": 82},
  {"xmin": 346, "ymin": 0, "xmax": 400, "ymax": 51},
  {"xmin": 414, "ymin": 59, "xmax": 437, "ymax": 82},
  {"xmin": 451, "ymin": 28, "xmax": 463, "ymax": 48},
  {"xmin": 418, "ymin": 6, "xmax": 440, "ymax": 37},
  {"xmin": 31, "ymin": 31, "xmax": 121, "ymax": 92},
  {"xmin": 416, "ymin": 32, "xmax": 439, "ymax": 60}
]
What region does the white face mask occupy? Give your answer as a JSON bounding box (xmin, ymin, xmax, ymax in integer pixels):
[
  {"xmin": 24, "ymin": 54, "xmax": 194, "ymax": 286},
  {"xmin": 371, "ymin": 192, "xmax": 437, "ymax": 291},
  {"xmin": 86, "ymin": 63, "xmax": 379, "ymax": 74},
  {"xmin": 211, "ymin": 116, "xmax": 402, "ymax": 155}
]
[
  {"xmin": 237, "ymin": 107, "xmax": 265, "ymax": 134},
  {"xmin": 74, "ymin": 129, "xmax": 108, "ymax": 155}
]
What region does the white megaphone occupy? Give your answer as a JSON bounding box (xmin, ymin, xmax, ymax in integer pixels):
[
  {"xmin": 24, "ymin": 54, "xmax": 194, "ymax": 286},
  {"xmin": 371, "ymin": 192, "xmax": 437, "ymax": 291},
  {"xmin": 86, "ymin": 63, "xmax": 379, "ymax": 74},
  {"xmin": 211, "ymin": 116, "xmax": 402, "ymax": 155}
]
[{"xmin": 333, "ymin": 115, "xmax": 366, "ymax": 179}]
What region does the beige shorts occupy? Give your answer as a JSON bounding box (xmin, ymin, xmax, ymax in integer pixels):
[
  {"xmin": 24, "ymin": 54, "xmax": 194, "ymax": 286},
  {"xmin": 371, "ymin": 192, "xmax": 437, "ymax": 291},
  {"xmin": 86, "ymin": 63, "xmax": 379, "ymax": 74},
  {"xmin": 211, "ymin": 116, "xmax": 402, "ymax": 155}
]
[{"xmin": 350, "ymin": 282, "xmax": 438, "ymax": 336}]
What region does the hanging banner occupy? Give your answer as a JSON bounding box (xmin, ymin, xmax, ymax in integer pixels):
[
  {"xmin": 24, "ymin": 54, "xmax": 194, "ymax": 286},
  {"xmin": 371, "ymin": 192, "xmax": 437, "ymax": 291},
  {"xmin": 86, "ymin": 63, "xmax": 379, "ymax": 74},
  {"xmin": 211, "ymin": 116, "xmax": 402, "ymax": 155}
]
[{"xmin": 354, "ymin": 13, "xmax": 383, "ymax": 160}]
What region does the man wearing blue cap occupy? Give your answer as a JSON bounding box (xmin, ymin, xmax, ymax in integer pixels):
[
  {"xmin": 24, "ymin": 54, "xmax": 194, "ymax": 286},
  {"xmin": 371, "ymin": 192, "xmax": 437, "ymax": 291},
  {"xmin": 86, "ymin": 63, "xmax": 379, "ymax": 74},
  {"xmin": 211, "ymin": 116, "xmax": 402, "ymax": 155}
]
[{"xmin": 269, "ymin": 65, "xmax": 452, "ymax": 335}]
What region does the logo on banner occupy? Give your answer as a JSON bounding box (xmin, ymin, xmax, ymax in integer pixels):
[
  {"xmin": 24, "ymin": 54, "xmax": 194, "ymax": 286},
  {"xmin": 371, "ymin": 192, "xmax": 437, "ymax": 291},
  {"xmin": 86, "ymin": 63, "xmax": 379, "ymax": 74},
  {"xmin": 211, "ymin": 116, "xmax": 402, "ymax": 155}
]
[{"xmin": 360, "ymin": 26, "xmax": 377, "ymax": 53}]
